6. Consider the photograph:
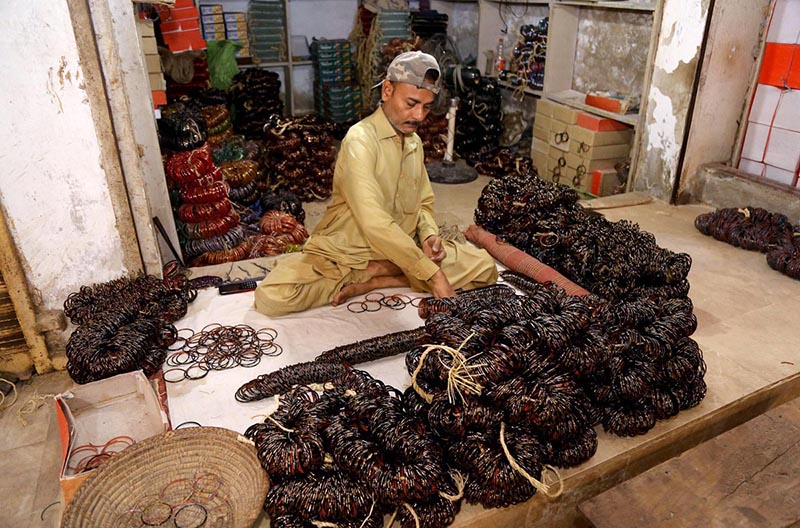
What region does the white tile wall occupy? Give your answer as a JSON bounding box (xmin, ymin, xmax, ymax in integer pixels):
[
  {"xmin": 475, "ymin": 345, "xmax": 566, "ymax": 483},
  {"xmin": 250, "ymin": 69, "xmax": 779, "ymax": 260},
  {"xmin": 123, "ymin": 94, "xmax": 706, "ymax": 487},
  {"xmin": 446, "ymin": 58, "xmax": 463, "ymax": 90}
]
[
  {"xmin": 741, "ymin": 122, "xmax": 771, "ymax": 161},
  {"xmin": 739, "ymin": 158, "xmax": 766, "ymax": 177},
  {"xmin": 767, "ymin": 0, "xmax": 800, "ymax": 44},
  {"xmin": 773, "ymin": 89, "xmax": 800, "ymax": 132},
  {"xmin": 764, "ymin": 127, "xmax": 800, "ymax": 171},
  {"xmin": 764, "ymin": 164, "xmax": 796, "ymax": 186},
  {"xmin": 749, "ymin": 84, "xmax": 782, "ymax": 125}
]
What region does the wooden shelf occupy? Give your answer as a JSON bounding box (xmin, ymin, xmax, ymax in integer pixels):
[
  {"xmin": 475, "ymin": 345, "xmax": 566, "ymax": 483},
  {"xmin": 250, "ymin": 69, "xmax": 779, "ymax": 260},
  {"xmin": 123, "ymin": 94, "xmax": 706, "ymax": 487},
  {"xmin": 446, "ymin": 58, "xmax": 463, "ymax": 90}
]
[
  {"xmin": 497, "ymin": 79, "xmax": 544, "ymax": 97},
  {"xmin": 292, "ymin": 60, "xmax": 313, "ymax": 66},
  {"xmin": 552, "ymin": 0, "xmax": 656, "ymax": 11},
  {"xmin": 548, "ymin": 89, "xmax": 639, "ymax": 126}
]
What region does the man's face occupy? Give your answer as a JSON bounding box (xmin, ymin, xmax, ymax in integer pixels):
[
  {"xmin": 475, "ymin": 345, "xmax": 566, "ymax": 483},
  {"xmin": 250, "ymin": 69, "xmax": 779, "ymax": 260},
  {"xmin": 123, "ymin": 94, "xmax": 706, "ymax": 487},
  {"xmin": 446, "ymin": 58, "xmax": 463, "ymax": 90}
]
[{"xmin": 381, "ymin": 81, "xmax": 436, "ymax": 135}]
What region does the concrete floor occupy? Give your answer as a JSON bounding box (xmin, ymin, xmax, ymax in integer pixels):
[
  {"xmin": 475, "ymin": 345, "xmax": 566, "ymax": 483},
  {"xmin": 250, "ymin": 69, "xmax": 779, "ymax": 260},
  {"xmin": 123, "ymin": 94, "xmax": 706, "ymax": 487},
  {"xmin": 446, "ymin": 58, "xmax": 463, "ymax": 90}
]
[{"xmin": 3, "ymin": 176, "xmax": 799, "ymax": 527}]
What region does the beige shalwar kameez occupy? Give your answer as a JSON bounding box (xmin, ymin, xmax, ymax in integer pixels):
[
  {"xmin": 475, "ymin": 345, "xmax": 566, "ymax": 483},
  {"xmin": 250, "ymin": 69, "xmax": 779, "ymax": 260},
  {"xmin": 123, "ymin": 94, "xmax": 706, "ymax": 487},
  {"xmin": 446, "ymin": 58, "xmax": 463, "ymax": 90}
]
[{"xmin": 254, "ymin": 106, "xmax": 497, "ymax": 317}]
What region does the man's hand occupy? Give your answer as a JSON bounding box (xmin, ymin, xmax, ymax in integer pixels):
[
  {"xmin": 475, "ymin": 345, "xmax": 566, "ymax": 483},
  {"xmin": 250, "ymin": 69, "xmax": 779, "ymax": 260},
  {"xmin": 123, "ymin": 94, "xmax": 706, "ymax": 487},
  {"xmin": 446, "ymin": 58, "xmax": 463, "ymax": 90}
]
[
  {"xmin": 422, "ymin": 235, "xmax": 447, "ymax": 264},
  {"xmin": 429, "ymin": 270, "xmax": 456, "ymax": 299}
]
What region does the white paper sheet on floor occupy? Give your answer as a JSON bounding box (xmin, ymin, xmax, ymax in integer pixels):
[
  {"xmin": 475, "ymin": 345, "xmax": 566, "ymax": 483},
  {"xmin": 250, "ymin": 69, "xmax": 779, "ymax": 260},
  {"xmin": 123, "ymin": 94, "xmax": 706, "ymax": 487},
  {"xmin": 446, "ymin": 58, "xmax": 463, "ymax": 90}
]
[{"xmin": 165, "ymin": 284, "xmax": 426, "ymax": 434}]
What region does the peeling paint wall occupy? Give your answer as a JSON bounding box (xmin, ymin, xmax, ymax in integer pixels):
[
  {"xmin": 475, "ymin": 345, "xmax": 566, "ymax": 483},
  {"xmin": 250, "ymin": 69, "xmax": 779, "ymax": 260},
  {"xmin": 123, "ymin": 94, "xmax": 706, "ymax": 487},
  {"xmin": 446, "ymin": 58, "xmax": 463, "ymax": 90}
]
[
  {"xmin": 431, "ymin": 0, "xmax": 480, "ymax": 63},
  {"xmin": 633, "ymin": 0, "xmax": 711, "ymax": 200},
  {"xmin": 0, "ymin": 0, "xmax": 129, "ymax": 312},
  {"xmin": 679, "ymin": 0, "xmax": 772, "ymax": 201},
  {"xmin": 573, "ymin": 10, "xmax": 653, "ymax": 96}
]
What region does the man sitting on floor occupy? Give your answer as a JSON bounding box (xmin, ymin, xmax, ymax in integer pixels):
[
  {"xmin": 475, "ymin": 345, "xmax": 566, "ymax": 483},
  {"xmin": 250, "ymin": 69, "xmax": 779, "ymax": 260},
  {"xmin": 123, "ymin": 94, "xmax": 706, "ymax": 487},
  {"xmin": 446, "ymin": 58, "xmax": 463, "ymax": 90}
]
[{"xmin": 254, "ymin": 51, "xmax": 497, "ymax": 317}]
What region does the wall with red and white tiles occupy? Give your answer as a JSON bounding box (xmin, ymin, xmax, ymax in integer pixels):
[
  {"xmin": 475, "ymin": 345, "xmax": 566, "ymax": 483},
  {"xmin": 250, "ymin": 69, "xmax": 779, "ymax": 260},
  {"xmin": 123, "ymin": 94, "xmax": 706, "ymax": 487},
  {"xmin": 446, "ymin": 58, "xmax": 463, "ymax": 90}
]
[{"xmin": 738, "ymin": 0, "xmax": 800, "ymax": 189}]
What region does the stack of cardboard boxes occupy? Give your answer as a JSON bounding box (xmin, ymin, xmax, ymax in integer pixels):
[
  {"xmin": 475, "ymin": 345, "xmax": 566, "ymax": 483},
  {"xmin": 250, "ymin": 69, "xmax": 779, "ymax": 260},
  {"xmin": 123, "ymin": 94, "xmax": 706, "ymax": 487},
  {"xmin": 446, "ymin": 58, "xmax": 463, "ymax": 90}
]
[
  {"xmin": 158, "ymin": 0, "xmax": 206, "ymax": 52},
  {"xmin": 199, "ymin": 5, "xmax": 251, "ymax": 58},
  {"xmin": 531, "ymin": 99, "xmax": 633, "ymax": 196},
  {"xmin": 312, "ymin": 40, "xmax": 360, "ymax": 123},
  {"xmin": 136, "ymin": 19, "xmax": 167, "ymax": 109}
]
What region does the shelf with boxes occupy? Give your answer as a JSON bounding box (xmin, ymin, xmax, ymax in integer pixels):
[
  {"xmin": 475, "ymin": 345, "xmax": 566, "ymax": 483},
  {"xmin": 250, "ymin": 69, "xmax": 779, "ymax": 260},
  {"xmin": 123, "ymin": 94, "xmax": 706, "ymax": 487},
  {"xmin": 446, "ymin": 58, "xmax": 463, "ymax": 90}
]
[
  {"xmin": 135, "ymin": 19, "xmax": 167, "ymax": 109},
  {"xmin": 542, "ymin": 1, "xmax": 655, "ymax": 126},
  {"xmin": 531, "ymin": 98, "xmax": 633, "ymax": 196},
  {"xmin": 478, "ymin": 0, "xmax": 659, "ymax": 188}
]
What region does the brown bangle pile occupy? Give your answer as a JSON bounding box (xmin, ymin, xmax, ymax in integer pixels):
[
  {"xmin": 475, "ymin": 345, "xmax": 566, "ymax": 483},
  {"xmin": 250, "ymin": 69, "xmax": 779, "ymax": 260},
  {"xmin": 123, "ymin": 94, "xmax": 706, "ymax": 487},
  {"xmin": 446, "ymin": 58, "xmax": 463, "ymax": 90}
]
[
  {"xmin": 261, "ymin": 115, "xmax": 338, "ymax": 201},
  {"xmin": 696, "ymin": 206, "xmax": 800, "ymax": 280},
  {"xmin": 475, "ymin": 170, "xmax": 692, "ymax": 303},
  {"xmin": 63, "ymin": 273, "xmax": 196, "ymax": 384},
  {"xmin": 245, "ymin": 373, "xmax": 458, "ymax": 528}
]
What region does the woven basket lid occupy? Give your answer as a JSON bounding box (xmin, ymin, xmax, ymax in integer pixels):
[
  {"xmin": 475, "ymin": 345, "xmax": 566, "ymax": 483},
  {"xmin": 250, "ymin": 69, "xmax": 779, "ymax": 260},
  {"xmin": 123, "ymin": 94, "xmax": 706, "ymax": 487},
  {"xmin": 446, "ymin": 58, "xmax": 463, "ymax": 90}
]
[{"xmin": 61, "ymin": 427, "xmax": 268, "ymax": 528}]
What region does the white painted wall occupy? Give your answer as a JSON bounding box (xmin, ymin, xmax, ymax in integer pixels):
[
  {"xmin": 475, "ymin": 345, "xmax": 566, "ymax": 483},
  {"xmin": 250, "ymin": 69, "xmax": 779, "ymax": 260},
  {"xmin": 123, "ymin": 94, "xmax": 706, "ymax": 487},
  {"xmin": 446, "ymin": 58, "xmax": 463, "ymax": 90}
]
[{"xmin": 0, "ymin": 0, "xmax": 129, "ymax": 311}]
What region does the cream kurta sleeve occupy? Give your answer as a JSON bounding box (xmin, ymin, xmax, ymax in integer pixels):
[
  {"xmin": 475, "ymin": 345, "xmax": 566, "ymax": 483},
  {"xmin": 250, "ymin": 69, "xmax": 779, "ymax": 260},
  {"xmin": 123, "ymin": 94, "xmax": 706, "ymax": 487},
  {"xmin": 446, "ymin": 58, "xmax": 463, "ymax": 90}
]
[
  {"xmin": 416, "ymin": 165, "xmax": 439, "ymax": 243},
  {"xmin": 338, "ymin": 137, "xmax": 440, "ymax": 282}
]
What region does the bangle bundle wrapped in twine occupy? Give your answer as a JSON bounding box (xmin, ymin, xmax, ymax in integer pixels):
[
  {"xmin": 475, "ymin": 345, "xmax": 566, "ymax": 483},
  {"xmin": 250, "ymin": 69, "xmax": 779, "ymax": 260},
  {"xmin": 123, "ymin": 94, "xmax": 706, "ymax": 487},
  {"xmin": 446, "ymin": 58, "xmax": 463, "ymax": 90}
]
[
  {"xmin": 237, "ymin": 267, "xmax": 704, "ymax": 518},
  {"xmin": 245, "ymin": 373, "xmax": 462, "ymax": 528},
  {"xmin": 474, "ymin": 171, "xmax": 693, "ymax": 303},
  {"xmin": 63, "ymin": 273, "xmax": 197, "ymax": 384},
  {"xmin": 696, "ymin": 206, "xmax": 800, "ymax": 280}
]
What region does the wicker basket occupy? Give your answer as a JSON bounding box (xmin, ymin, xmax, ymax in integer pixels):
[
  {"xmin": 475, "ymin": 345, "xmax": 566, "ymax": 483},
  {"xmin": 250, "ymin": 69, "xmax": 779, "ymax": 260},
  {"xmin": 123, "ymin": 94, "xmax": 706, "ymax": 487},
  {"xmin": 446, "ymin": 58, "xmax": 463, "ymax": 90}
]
[{"xmin": 61, "ymin": 427, "xmax": 268, "ymax": 528}]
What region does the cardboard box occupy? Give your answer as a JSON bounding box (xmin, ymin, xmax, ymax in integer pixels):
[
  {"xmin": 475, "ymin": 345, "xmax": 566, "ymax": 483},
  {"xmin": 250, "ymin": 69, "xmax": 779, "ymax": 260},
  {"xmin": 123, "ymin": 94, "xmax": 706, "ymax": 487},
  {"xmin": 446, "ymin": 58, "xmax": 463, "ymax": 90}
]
[
  {"xmin": 565, "ymin": 166, "xmax": 591, "ymax": 192},
  {"xmin": 585, "ymin": 93, "xmax": 631, "ymax": 114},
  {"xmin": 576, "ymin": 112, "xmax": 630, "ymax": 132},
  {"xmin": 202, "ymin": 13, "xmax": 224, "ymax": 24},
  {"xmin": 549, "ymin": 118, "xmax": 571, "ymax": 152},
  {"xmin": 536, "ymin": 98, "xmax": 558, "ymax": 118},
  {"xmin": 152, "ymin": 90, "xmax": 167, "ymax": 108},
  {"xmin": 161, "ymin": 6, "xmax": 200, "ymax": 22},
  {"xmin": 162, "ymin": 29, "xmax": 206, "ymax": 52},
  {"xmin": 144, "ymin": 54, "xmax": 162, "ymax": 74},
  {"xmin": 199, "ymin": 4, "xmax": 224, "ymax": 15},
  {"xmin": 591, "ymin": 168, "xmax": 625, "ymax": 196},
  {"xmin": 532, "ymin": 149, "xmax": 548, "ymax": 174},
  {"xmin": 534, "ymin": 113, "xmax": 552, "ymax": 132},
  {"xmin": 136, "ymin": 19, "xmax": 155, "ymax": 38},
  {"xmin": 568, "ymin": 125, "xmax": 633, "ymax": 147},
  {"xmin": 202, "ymin": 22, "xmax": 225, "ymax": 33},
  {"xmin": 226, "ymin": 29, "xmax": 247, "ymax": 41},
  {"xmin": 569, "ymin": 141, "xmax": 630, "ymax": 160},
  {"xmin": 552, "ymin": 103, "xmax": 579, "ymax": 125},
  {"xmin": 224, "ymin": 12, "xmax": 247, "ymax": 23},
  {"xmin": 533, "ymin": 124, "xmax": 548, "ymax": 142},
  {"xmin": 148, "ymin": 72, "xmax": 166, "ymax": 91},
  {"xmin": 564, "ymin": 152, "xmax": 624, "ymax": 172},
  {"xmin": 226, "ymin": 20, "xmax": 248, "ymax": 32},
  {"xmin": 56, "ymin": 371, "xmax": 170, "ymax": 504},
  {"xmin": 161, "ymin": 18, "xmax": 200, "ymax": 33},
  {"xmin": 203, "ymin": 29, "xmax": 227, "ymax": 41},
  {"xmin": 141, "ymin": 36, "xmax": 158, "ymax": 54}
]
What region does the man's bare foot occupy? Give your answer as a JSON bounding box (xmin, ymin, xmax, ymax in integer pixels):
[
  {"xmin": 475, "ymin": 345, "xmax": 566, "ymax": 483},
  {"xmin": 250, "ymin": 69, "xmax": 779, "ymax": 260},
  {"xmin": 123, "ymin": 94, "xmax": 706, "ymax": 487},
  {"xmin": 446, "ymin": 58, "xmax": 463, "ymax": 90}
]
[
  {"xmin": 366, "ymin": 260, "xmax": 403, "ymax": 278},
  {"xmin": 332, "ymin": 275, "xmax": 411, "ymax": 306},
  {"xmin": 332, "ymin": 282, "xmax": 374, "ymax": 306}
]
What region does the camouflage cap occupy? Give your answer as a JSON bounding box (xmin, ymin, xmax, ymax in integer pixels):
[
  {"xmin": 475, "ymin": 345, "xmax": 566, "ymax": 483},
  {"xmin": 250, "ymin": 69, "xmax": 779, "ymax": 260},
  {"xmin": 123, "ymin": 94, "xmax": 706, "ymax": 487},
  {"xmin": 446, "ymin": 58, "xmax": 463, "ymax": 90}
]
[{"xmin": 378, "ymin": 51, "xmax": 442, "ymax": 94}]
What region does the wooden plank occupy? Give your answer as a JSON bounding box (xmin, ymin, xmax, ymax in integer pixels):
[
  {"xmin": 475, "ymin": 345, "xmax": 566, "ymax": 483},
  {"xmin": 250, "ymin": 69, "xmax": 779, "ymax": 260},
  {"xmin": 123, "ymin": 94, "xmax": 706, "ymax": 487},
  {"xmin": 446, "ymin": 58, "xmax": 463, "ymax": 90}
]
[
  {"xmin": 579, "ymin": 398, "xmax": 800, "ymax": 527},
  {"xmin": 579, "ymin": 191, "xmax": 653, "ymax": 209},
  {"xmin": 548, "ymin": 90, "xmax": 639, "ymax": 126},
  {"xmin": 543, "ymin": 4, "xmax": 580, "ymax": 94}
]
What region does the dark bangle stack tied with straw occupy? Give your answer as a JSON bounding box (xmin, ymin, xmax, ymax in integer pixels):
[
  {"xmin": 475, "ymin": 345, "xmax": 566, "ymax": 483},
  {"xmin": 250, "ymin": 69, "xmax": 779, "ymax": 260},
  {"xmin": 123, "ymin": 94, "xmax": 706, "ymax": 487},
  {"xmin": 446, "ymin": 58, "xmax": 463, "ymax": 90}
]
[
  {"xmin": 695, "ymin": 206, "xmax": 800, "ymax": 280},
  {"xmin": 238, "ymin": 280, "xmax": 704, "ymax": 522},
  {"xmin": 474, "ymin": 170, "xmax": 693, "ymax": 303},
  {"xmin": 245, "ymin": 372, "xmax": 462, "ymax": 528},
  {"xmin": 63, "ymin": 272, "xmax": 197, "ymax": 384}
]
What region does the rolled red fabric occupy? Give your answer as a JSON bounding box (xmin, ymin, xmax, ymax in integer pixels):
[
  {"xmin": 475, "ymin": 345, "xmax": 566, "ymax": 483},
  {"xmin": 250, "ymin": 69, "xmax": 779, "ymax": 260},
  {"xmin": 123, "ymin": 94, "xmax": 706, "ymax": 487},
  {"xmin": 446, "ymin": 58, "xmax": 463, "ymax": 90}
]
[{"xmin": 465, "ymin": 224, "xmax": 590, "ymax": 297}]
